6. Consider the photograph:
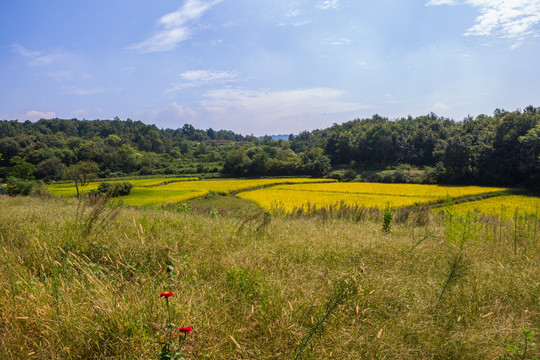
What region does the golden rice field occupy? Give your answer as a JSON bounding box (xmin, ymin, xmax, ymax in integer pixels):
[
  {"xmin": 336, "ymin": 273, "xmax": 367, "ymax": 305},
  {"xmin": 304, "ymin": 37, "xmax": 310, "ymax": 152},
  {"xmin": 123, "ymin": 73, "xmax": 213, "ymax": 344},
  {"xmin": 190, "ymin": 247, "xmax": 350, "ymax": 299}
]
[
  {"xmin": 451, "ymin": 194, "xmax": 540, "ymax": 218},
  {"xmin": 46, "ymin": 178, "xmax": 540, "ymax": 217},
  {"xmin": 46, "ymin": 178, "xmax": 335, "ymax": 206},
  {"xmin": 237, "ymin": 182, "xmax": 510, "ymax": 212},
  {"xmin": 46, "ymin": 177, "xmax": 199, "ymax": 197},
  {"xmin": 120, "ymin": 187, "xmax": 208, "ymax": 206}
]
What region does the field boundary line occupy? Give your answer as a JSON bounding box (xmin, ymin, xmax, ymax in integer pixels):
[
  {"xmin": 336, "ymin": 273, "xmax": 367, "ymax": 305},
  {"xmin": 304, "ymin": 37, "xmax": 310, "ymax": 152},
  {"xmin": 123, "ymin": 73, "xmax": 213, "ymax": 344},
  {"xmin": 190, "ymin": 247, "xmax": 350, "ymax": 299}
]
[{"xmin": 425, "ymin": 189, "xmax": 523, "ymax": 209}]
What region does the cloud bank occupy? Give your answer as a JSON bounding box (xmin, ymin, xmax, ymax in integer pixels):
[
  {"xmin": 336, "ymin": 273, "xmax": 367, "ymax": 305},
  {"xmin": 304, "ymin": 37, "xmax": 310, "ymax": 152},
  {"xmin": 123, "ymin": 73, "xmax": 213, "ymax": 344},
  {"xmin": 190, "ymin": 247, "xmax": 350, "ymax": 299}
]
[
  {"xmin": 200, "ymin": 87, "xmax": 370, "ymax": 134},
  {"xmin": 24, "ymin": 110, "xmax": 56, "ymax": 121},
  {"xmin": 134, "ymin": 102, "xmax": 198, "ymax": 129}
]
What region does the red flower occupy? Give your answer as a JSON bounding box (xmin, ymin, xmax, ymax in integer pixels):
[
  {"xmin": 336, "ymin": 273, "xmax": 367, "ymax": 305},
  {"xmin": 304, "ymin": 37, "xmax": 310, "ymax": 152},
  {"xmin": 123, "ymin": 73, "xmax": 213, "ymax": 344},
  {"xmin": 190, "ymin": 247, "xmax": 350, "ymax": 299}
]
[
  {"xmin": 160, "ymin": 291, "xmax": 173, "ymax": 298},
  {"xmin": 179, "ymin": 326, "xmax": 192, "ymax": 333}
]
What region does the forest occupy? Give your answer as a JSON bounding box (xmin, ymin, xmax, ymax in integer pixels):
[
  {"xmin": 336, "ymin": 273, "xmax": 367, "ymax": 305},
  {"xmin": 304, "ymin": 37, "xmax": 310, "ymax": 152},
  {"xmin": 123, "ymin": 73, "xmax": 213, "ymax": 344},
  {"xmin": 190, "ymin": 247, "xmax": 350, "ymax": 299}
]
[{"xmin": 1, "ymin": 106, "xmax": 540, "ymax": 190}]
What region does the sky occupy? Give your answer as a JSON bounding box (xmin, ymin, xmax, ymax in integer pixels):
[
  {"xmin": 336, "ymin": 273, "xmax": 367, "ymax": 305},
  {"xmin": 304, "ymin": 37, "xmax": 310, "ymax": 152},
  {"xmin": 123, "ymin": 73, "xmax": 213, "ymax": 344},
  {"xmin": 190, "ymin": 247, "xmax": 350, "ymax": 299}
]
[{"xmin": 1, "ymin": 0, "xmax": 540, "ymax": 136}]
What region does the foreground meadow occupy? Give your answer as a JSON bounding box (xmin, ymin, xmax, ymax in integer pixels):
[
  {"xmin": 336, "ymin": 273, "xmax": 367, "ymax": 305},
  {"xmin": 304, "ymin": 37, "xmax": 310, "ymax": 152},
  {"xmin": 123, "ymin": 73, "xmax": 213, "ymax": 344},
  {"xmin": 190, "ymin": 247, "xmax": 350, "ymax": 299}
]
[
  {"xmin": 0, "ymin": 195, "xmax": 538, "ymax": 359},
  {"xmin": 237, "ymin": 182, "xmax": 510, "ymax": 213}
]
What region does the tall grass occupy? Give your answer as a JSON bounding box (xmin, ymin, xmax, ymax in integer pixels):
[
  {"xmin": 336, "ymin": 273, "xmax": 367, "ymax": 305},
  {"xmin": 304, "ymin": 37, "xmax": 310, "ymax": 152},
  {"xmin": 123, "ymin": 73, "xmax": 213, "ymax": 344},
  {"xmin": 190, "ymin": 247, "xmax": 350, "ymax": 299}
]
[{"xmin": 0, "ymin": 195, "xmax": 538, "ymax": 359}]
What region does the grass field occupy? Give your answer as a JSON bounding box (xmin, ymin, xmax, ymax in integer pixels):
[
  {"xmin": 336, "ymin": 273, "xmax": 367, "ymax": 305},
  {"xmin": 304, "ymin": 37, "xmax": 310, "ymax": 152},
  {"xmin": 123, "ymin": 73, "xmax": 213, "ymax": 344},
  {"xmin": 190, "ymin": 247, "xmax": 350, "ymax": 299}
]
[
  {"xmin": 237, "ymin": 182, "xmax": 510, "ymax": 213},
  {"xmin": 0, "ymin": 195, "xmax": 538, "ymax": 359}
]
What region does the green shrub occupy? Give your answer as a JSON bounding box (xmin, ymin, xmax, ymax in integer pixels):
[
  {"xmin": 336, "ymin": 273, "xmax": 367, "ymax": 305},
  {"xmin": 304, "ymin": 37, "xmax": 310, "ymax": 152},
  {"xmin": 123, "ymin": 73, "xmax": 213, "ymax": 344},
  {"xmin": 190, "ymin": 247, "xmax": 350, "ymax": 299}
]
[
  {"xmin": 5, "ymin": 176, "xmax": 41, "ymax": 196},
  {"xmin": 326, "ymin": 169, "xmax": 356, "ymax": 182},
  {"xmin": 93, "ymin": 181, "xmax": 133, "ymax": 198},
  {"xmin": 382, "ymin": 204, "xmax": 393, "ymax": 233}
]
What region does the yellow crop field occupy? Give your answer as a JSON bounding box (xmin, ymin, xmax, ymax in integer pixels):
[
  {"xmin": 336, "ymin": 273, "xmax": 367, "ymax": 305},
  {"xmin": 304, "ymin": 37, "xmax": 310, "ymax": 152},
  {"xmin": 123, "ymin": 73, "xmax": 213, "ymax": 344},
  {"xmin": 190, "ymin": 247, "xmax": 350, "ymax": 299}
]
[
  {"xmin": 46, "ymin": 177, "xmax": 334, "ymax": 206},
  {"xmin": 121, "ymin": 178, "xmax": 335, "ymax": 206},
  {"xmin": 237, "ymin": 182, "xmax": 509, "ymax": 212},
  {"xmin": 120, "ymin": 187, "xmax": 207, "ymax": 206},
  {"xmin": 156, "ymin": 178, "xmax": 334, "ymax": 194},
  {"xmin": 46, "ymin": 177, "xmax": 199, "ymax": 197},
  {"xmin": 451, "ymin": 195, "xmax": 540, "ymax": 218}
]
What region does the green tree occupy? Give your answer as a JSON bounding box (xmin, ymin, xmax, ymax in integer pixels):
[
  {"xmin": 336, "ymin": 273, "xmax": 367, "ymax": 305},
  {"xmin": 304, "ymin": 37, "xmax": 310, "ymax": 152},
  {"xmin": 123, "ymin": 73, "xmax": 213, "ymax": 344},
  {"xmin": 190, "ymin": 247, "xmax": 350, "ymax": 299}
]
[
  {"xmin": 66, "ymin": 161, "xmax": 100, "ymax": 197},
  {"xmin": 36, "ymin": 157, "xmax": 66, "ymax": 181},
  {"xmin": 518, "ymin": 123, "xmax": 540, "ymax": 189},
  {"xmin": 299, "ymin": 148, "xmax": 330, "ymax": 177},
  {"xmin": 436, "ymin": 135, "xmax": 474, "ymax": 184},
  {"xmin": 0, "ymin": 138, "xmax": 21, "ymax": 166},
  {"xmin": 8, "ymin": 156, "xmax": 36, "ymax": 180},
  {"xmin": 223, "ymin": 149, "xmax": 251, "ymax": 176}
]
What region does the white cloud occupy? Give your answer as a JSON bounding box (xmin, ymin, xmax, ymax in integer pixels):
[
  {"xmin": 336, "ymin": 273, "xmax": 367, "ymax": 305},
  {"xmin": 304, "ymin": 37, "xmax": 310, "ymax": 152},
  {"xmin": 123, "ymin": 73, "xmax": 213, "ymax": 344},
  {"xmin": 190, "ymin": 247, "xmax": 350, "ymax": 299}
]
[
  {"xmin": 426, "ymin": 0, "xmax": 540, "ymax": 43},
  {"xmin": 47, "ymin": 71, "xmax": 73, "ymax": 81},
  {"xmin": 73, "ymin": 109, "xmax": 89, "ymax": 117},
  {"xmin": 321, "ymin": 38, "xmax": 352, "ymax": 45},
  {"xmin": 24, "ymin": 110, "xmax": 56, "ymax": 121},
  {"xmin": 130, "ymin": 0, "xmax": 224, "ymax": 53},
  {"xmin": 278, "ymin": 19, "xmax": 310, "ymax": 27},
  {"xmin": 181, "ymin": 70, "xmax": 237, "ymax": 82},
  {"xmin": 134, "ymin": 102, "xmax": 198, "ymax": 129},
  {"xmin": 316, "ymin": 0, "xmax": 342, "ymax": 10},
  {"xmin": 279, "ymin": 2, "xmax": 310, "ymax": 27},
  {"xmin": 167, "ymin": 70, "xmax": 238, "ymax": 92},
  {"xmin": 285, "ymin": 9, "xmax": 302, "ymax": 17},
  {"xmin": 11, "ymin": 44, "xmax": 65, "ymax": 66},
  {"xmin": 357, "ymin": 61, "xmax": 372, "ymax": 69},
  {"xmin": 425, "ymin": 0, "xmax": 458, "ymax": 6},
  {"xmin": 433, "ymin": 102, "xmax": 450, "ymax": 112},
  {"xmin": 59, "ymin": 86, "xmax": 121, "ymax": 96},
  {"xmin": 464, "ymin": 0, "xmax": 540, "ymax": 40},
  {"xmin": 130, "ymin": 28, "xmax": 190, "ymax": 53},
  {"xmin": 200, "ymin": 87, "xmax": 371, "ymax": 134}
]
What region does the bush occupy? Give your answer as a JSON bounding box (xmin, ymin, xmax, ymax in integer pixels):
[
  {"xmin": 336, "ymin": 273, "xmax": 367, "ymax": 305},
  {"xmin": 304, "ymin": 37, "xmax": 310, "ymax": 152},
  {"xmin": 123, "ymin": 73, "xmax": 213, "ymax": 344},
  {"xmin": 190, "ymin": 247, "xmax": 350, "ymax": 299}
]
[
  {"xmin": 93, "ymin": 181, "xmax": 133, "ymax": 198},
  {"xmin": 326, "ymin": 169, "xmax": 356, "ymax": 182},
  {"xmin": 5, "ymin": 176, "xmax": 42, "ymax": 196}
]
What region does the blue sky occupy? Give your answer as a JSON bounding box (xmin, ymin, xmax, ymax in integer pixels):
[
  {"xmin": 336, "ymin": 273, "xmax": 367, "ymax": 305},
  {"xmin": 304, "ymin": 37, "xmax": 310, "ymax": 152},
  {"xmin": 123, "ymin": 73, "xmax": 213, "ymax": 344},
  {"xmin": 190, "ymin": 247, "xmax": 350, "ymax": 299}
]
[{"xmin": 1, "ymin": 0, "xmax": 540, "ymax": 135}]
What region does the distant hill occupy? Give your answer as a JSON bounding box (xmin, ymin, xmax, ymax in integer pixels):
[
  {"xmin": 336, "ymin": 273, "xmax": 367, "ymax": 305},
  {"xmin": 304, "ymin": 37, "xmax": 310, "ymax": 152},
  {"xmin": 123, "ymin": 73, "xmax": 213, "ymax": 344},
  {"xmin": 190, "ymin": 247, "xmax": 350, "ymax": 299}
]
[{"xmin": 257, "ymin": 134, "xmax": 291, "ymax": 141}]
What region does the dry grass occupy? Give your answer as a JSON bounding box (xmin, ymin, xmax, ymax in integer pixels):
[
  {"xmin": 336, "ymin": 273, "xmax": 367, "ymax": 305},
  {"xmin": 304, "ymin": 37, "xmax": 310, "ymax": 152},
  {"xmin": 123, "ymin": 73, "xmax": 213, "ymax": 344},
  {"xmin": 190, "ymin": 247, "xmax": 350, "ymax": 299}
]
[{"xmin": 0, "ymin": 195, "xmax": 538, "ymax": 359}]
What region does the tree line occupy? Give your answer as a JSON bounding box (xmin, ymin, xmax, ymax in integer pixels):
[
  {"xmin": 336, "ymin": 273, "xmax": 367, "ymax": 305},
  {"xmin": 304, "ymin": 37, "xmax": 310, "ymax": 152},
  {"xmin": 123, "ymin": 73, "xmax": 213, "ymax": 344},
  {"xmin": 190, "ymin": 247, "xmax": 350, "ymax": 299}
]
[
  {"xmin": 1, "ymin": 107, "xmax": 539, "ymax": 190},
  {"xmin": 286, "ymin": 106, "xmax": 540, "ymax": 189}
]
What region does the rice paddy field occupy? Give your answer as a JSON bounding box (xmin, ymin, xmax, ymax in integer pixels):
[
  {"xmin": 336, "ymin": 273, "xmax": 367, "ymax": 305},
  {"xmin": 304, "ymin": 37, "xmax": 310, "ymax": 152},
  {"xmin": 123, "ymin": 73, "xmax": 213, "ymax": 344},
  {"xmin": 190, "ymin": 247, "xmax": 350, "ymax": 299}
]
[
  {"xmin": 237, "ymin": 182, "xmax": 510, "ymax": 213},
  {"xmin": 451, "ymin": 194, "xmax": 540, "ymax": 218},
  {"xmin": 46, "ymin": 177, "xmax": 199, "ymax": 197},
  {"xmin": 46, "ymin": 178, "xmax": 336, "ymax": 207},
  {"xmin": 45, "ymin": 178, "xmax": 540, "ymax": 218}
]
